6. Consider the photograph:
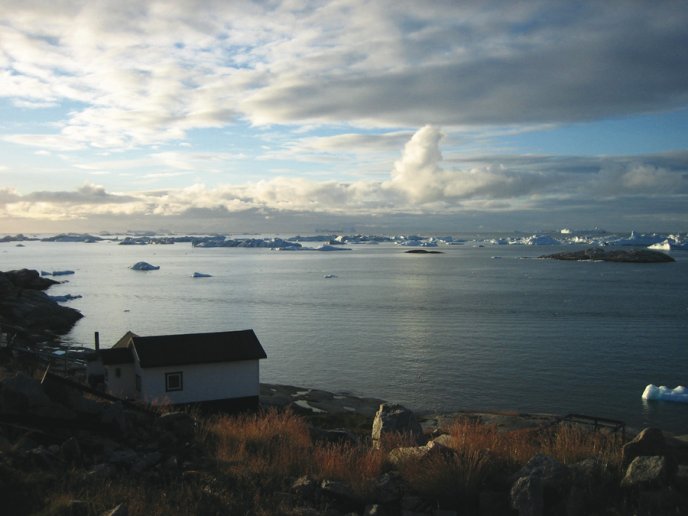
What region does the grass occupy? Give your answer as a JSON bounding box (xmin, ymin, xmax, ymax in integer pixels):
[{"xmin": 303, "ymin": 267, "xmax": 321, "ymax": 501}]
[{"xmin": 8, "ymin": 407, "xmax": 626, "ymax": 515}]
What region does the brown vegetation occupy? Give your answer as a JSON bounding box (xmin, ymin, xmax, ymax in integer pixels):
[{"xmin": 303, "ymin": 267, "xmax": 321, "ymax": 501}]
[{"xmin": 4, "ymin": 407, "xmax": 626, "ymax": 515}]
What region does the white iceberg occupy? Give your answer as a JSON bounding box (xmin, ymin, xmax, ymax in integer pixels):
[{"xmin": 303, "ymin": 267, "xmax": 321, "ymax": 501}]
[
  {"xmin": 642, "ymin": 384, "xmax": 688, "ymax": 403},
  {"xmin": 130, "ymin": 261, "xmax": 160, "ymax": 271}
]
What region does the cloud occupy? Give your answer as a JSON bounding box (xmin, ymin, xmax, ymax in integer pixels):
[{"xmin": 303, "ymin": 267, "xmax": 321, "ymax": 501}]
[
  {"xmin": 2, "ymin": 126, "xmax": 687, "ymax": 231},
  {"xmin": 1, "ymin": 1, "xmax": 687, "ymax": 152}
]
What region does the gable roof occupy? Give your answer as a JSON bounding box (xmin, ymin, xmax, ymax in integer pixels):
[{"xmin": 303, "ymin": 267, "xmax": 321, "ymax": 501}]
[{"xmin": 128, "ymin": 329, "xmax": 267, "ymax": 368}]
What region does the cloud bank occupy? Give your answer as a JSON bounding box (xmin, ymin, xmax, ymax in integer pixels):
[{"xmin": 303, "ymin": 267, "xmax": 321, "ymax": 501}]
[{"xmin": 2, "ymin": 126, "xmax": 687, "ymax": 232}]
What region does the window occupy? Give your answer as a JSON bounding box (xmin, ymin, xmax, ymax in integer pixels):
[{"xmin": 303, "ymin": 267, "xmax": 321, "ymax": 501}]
[{"xmin": 165, "ymin": 371, "xmax": 183, "ymax": 392}]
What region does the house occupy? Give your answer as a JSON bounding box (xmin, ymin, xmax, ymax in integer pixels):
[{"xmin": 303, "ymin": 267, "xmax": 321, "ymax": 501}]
[{"xmin": 90, "ymin": 329, "xmax": 267, "ymax": 411}]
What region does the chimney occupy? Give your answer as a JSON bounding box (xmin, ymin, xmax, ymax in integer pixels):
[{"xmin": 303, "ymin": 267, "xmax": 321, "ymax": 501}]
[{"xmin": 94, "ymin": 331, "xmax": 100, "ymax": 351}]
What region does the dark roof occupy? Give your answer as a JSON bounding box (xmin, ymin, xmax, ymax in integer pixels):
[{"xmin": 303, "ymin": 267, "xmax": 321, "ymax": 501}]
[
  {"xmin": 129, "ymin": 329, "xmax": 267, "ymax": 368},
  {"xmin": 100, "ymin": 347, "xmax": 135, "ymax": 365}
]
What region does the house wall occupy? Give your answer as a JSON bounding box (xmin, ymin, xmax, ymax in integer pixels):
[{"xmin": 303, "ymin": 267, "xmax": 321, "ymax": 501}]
[
  {"xmin": 138, "ymin": 360, "xmax": 260, "ymax": 405},
  {"xmin": 104, "ymin": 363, "xmax": 138, "ymax": 399}
]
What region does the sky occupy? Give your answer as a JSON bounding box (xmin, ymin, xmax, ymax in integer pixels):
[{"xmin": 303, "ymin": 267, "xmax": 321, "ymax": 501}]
[{"xmin": 1, "ymin": 0, "xmax": 687, "ymax": 235}]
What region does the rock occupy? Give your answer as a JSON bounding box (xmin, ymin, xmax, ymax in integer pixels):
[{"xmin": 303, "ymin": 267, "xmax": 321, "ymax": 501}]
[
  {"xmin": 371, "ymin": 403, "xmax": 423, "ymax": 449},
  {"xmin": 102, "ymin": 503, "xmax": 128, "ymax": 516},
  {"xmin": 0, "ymin": 270, "xmax": 83, "ymax": 335},
  {"xmin": 157, "ymin": 411, "xmax": 196, "ymax": 442},
  {"xmin": 108, "ymin": 448, "xmax": 138, "ymax": 466},
  {"xmin": 310, "ymin": 427, "xmax": 358, "ymax": 445},
  {"xmin": 100, "ymin": 402, "xmax": 128, "ymax": 434},
  {"xmin": 622, "ymin": 427, "xmax": 666, "ymax": 466},
  {"xmin": 321, "ymin": 479, "xmax": 358, "ymax": 507},
  {"xmin": 0, "ymin": 371, "xmax": 76, "ymax": 420},
  {"xmin": 676, "ymin": 465, "xmax": 688, "ymax": 494},
  {"xmin": 129, "ymin": 261, "xmax": 160, "ymax": 271},
  {"xmin": 400, "ymin": 494, "xmax": 434, "ymax": 515},
  {"xmin": 511, "ymin": 475, "xmax": 543, "ymax": 516},
  {"xmin": 510, "ymin": 454, "xmax": 570, "ymax": 516},
  {"xmin": 636, "ymin": 487, "xmax": 688, "ymax": 516},
  {"xmin": 60, "ymin": 436, "xmax": 82, "ymax": 463},
  {"xmin": 541, "ymin": 248, "xmax": 674, "ymax": 263},
  {"xmin": 478, "ymin": 490, "xmax": 512, "ymax": 516},
  {"xmin": 131, "ymin": 451, "xmax": 162, "ymax": 473},
  {"xmin": 374, "ymin": 472, "xmax": 404, "ymax": 503},
  {"xmin": 292, "ymin": 475, "xmax": 320, "ymax": 500},
  {"xmin": 363, "ymin": 504, "xmax": 385, "ymax": 515},
  {"xmin": 621, "ymin": 455, "xmax": 672, "ymax": 489}
]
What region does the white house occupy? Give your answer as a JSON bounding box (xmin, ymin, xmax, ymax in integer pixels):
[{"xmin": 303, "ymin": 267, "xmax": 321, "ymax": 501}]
[{"xmin": 94, "ymin": 329, "xmax": 267, "ymax": 410}]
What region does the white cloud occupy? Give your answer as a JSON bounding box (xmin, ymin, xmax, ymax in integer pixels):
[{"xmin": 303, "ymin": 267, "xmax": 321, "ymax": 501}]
[
  {"xmin": 1, "ymin": 1, "xmax": 687, "ymax": 152},
  {"xmin": 2, "ymin": 126, "xmax": 686, "ymax": 229}
]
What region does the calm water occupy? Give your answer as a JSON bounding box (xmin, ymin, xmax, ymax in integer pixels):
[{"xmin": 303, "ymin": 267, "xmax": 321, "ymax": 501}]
[{"xmin": 2, "ymin": 238, "xmax": 687, "ymax": 433}]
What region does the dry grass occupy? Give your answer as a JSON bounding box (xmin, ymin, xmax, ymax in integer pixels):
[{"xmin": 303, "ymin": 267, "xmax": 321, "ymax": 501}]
[{"xmin": 18, "ymin": 409, "xmax": 625, "ymax": 515}]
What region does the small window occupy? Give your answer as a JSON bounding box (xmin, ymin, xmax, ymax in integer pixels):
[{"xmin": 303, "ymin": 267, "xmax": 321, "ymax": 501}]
[
  {"xmin": 115, "ymin": 367, "xmax": 121, "ymax": 378},
  {"xmin": 135, "ymin": 374, "xmax": 141, "ymax": 392},
  {"xmin": 165, "ymin": 371, "xmax": 183, "ymax": 392}
]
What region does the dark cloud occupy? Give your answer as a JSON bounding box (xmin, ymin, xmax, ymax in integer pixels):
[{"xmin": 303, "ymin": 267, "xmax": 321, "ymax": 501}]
[
  {"xmin": 246, "ymin": 3, "xmax": 688, "ymax": 126},
  {"xmin": 25, "ymin": 184, "xmax": 137, "ymax": 204}
]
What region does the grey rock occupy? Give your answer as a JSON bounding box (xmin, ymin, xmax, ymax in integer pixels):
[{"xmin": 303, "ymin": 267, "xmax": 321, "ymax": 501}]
[
  {"xmin": 374, "ymin": 472, "xmax": 404, "ymax": 503},
  {"xmin": 621, "ymin": 455, "xmax": 671, "ymax": 489},
  {"xmin": 676, "ymin": 465, "xmax": 688, "ymax": 494},
  {"xmin": 321, "ymin": 479, "xmax": 357, "ymax": 505},
  {"xmin": 510, "ymin": 455, "xmax": 570, "ymax": 516},
  {"xmin": 108, "ymin": 448, "xmax": 138, "ymax": 466},
  {"xmin": 0, "ymin": 371, "xmax": 76, "ymax": 420},
  {"xmin": 60, "ymin": 436, "xmax": 82, "ymax": 463},
  {"xmin": 131, "ymin": 451, "xmax": 162, "ymax": 473},
  {"xmin": 372, "ymin": 403, "xmax": 423, "ymax": 449},
  {"xmin": 292, "ymin": 475, "xmax": 320, "ymax": 500},
  {"xmin": 364, "ymin": 504, "xmax": 385, "ymax": 516},
  {"xmin": 510, "ymin": 475, "xmax": 543, "ymax": 516},
  {"xmin": 622, "ymin": 427, "xmax": 665, "ymax": 466},
  {"xmin": 478, "ymin": 490, "xmax": 511, "ymax": 516},
  {"xmin": 86, "ymin": 462, "xmax": 116, "ymax": 479},
  {"xmin": 101, "ymin": 503, "xmax": 128, "ymax": 516},
  {"xmin": 158, "ymin": 411, "xmax": 196, "ymax": 442}
]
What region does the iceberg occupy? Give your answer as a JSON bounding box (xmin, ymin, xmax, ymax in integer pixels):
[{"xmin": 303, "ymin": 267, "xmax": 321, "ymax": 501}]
[
  {"xmin": 49, "ymin": 294, "xmax": 82, "ymax": 302},
  {"xmin": 41, "ymin": 270, "xmax": 75, "ymax": 276},
  {"xmin": 130, "ymin": 261, "xmax": 160, "ymax": 271},
  {"xmin": 642, "ymin": 384, "xmax": 688, "ymax": 403},
  {"xmin": 192, "ymin": 272, "xmax": 212, "ymax": 278}
]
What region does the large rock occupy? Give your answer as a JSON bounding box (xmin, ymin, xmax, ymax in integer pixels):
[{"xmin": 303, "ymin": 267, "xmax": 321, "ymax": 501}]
[
  {"xmin": 622, "ymin": 427, "xmax": 666, "ymax": 466},
  {"xmin": 371, "ymin": 403, "xmax": 423, "ymax": 448},
  {"xmin": 621, "ymin": 455, "xmax": 672, "ymax": 489},
  {"xmin": 510, "ymin": 454, "xmax": 571, "ymax": 516},
  {"xmin": 0, "ymin": 269, "xmax": 83, "ymax": 335},
  {"xmin": 0, "ymin": 371, "xmax": 76, "ymax": 420}
]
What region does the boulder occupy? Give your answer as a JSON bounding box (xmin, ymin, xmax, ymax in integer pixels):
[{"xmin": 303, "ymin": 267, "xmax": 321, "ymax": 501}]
[
  {"xmin": 157, "ymin": 411, "xmax": 196, "ymax": 442},
  {"xmin": 510, "ymin": 454, "xmax": 571, "ymax": 516},
  {"xmin": 0, "ymin": 269, "xmax": 82, "ymax": 335},
  {"xmin": 371, "ymin": 403, "xmax": 423, "ymax": 449},
  {"xmin": 0, "ymin": 371, "xmax": 76, "ymax": 420},
  {"xmin": 621, "ymin": 455, "xmax": 672, "ymax": 489},
  {"xmin": 373, "ymin": 472, "xmax": 404, "ymax": 504},
  {"xmin": 622, "ymin": 427, "xmax": 666, "ymax": 466}
]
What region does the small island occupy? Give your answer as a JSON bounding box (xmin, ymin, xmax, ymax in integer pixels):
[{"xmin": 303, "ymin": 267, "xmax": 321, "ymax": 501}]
[
  {"xmin": 541, "ymin": 248, "xmax": 675, "ymax": 263},
  {"xmin": 404, "ymin": 249, "xmax": 444, "ymax": 254}
]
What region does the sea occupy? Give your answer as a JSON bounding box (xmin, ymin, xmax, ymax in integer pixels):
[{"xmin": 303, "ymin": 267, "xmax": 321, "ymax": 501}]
[{"xmin": 2, "ymin": 235, "xmax": 687, "ymax": 433}]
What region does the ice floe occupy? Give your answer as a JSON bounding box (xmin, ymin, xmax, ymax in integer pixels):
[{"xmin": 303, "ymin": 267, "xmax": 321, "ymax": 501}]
[{"xmin": 642, "ymin": 384, "xmax": 688, "ymax": 403}]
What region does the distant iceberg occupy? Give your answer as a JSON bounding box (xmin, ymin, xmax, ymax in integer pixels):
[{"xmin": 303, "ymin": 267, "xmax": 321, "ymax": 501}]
[
  {"xmin": 642, "ymin": 384, "xmax": 688, "ymax": 403},
  {"xmin": 192, "ymin": 272, "xmax": 212, "ymax": 278},
  {"xmin": 49, "ymin": 294, "xmax": 82, "ymax": 302},
  {"xmin": 130, "ymin": 261, "xmax": 160, "ymax": 271},
  {"xmin": 609, "ymin": 231, "xmax": 666, "ymax": 247},
  {"xmin": 41, "ymin": 270, "xmax": 75, "ymax": 276}
]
